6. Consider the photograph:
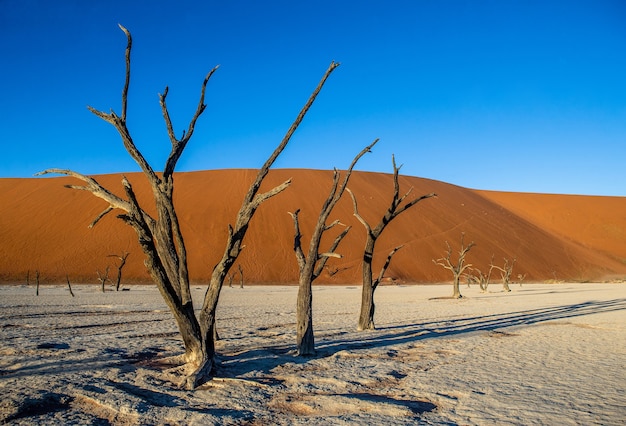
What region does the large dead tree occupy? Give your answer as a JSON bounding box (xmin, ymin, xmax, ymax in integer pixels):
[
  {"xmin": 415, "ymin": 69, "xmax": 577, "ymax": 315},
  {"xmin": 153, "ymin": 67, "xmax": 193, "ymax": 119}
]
[
  {"xmin": 289, "ymin": 139, "xmax": 378, "ymax": 356},
  {"xmin": 347, "ymin": 156, "xmax": 436, "ymax": 331},
  {"xmin": 37, "ymin": 25, "xmax": 339, "ymax": 389},
  {"xmin": 433, "ymin": 233, "xmax": 475, "ymax": 299}
]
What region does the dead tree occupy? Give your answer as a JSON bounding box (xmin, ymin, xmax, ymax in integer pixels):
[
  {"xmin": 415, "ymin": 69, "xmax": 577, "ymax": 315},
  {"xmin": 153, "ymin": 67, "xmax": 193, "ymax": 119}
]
[
  {"xmin": 34, "ymin": 270, "xmax": 40, "ymax": 296},
  {"xmin": 467, "ymin": 254, "xmax": 495, "ymax": 292},
  {"xmin": 348, "ymin": 155, "xmax": 436, "ymax": 331},
  {"xmin": 517, "ymin": 273, "xmax": 526, "ymax": 286},
  {"xmin": 66, "ymin": 274, "xmax": 75, "ymax": 297},
  {"xmin": 97, "ymin": 266, "xmax": 110, "ymax": 293},
  {"xmin": 433, "ymin": 233, "xmax": 475, "ymax": 299},
  {"xmin": 238, "ymin": 264, "xmax": 244, "ymax": 288},
  {"xmin": 289, "ymin": 139, "xmax": 377, "ymax": 355},
  {"xmin": 491, "ymin": 257, "xmax": 516, "ymax": 292},
  {"xmin": 468, "ymin": 266, "xmax": 492, "ymax": 292},
  {"xmin": 108, "ymin": 252, "xmax": 130, "ymax": 291},
  {"xmin": 37, "ymin": 25, "xmax": 339, "ymax": 389}
]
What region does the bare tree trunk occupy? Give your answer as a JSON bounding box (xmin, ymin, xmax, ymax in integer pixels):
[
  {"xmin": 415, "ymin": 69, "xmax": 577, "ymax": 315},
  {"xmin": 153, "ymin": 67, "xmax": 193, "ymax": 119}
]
[
  {"xmin": 296, "ymin": 271, "xmax": 315, "ymax": 355},
  {"xmin": 358, "ymin": 245, "xmax": 376, "ymax": 330},
  {"xmin": 238, "ymin": 265, "xmax": 244, "ymax": 288},
  {"xmin": 349, "ymin": 156, "xmax": 435, "ymax": 331},
  {"xmin": 35, "ymin": 270, "xmax": 40, "ymax": 296},
  {"xmin": 289, "ymin": 140, "xmax": 377, "ymax": 355},
  {"xmin": 37, "ymin": 25, "xmax": 339, "ymax": 389},
  {"xmin": 452, "ymin": 274, "xmax": 462, "ymax": 299}
]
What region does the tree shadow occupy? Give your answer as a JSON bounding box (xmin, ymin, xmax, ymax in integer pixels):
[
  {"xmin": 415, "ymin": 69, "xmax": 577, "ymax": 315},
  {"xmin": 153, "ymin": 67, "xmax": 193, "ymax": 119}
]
[
  {"xmin": 222, "ymin": 298, "xmax": 626, "ymax": 378},
  {"xmin": 339, "ymin": 393, "xmax": 437, "ymax": 415}
]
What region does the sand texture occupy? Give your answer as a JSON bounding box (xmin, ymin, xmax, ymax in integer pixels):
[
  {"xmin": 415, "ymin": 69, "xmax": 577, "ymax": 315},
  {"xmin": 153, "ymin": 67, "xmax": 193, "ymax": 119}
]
[
  {"xmin": 0, "ymin": 283, "xmax": 624, "ymax": 424},
  {"xmin": 1, "ymin": 169, "xmax": 625, "ymax": 284}
]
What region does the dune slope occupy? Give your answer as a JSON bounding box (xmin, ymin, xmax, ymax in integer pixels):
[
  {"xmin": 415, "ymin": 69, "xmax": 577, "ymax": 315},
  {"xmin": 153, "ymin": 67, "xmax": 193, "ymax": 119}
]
[{"xmin": 1, "ymin": 169, "xmax": 625, "ymax": 284}]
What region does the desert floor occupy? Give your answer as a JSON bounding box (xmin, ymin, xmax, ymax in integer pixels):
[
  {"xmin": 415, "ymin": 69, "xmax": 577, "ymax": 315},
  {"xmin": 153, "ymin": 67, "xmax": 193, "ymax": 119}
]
[{"xmin": 0, "ymin": 283, "xmax": 624, "ymax": 425}]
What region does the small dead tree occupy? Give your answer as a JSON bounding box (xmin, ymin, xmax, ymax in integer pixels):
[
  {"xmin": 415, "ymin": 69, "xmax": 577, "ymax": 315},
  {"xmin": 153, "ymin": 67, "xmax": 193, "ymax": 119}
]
[
  {"xmin": 66, "ymin": 274, "xmax": 75, "ymax": 297},
  {"xmin": 108, "ymin": 252, "xmax": 130, "ymax": 291},
  {"xmin": 348, "ymin": 155, "xmax": 436, "ymax": 331},
  {"xmin": 37, "ymin": 25, "xmax": 339, "ymax": 389},
  {"xmin": 238, "ymin": 264, "xmax": 244, "ymax": 288},
  {"xmin": 467, "ymin": 266, "xmax": 492, "ymax": 293},
  {"xmin": 469, "ymin": 254, "xmax": 495, "ymax": 292},
  {"xmin": 491, "ymin": 257, "xmax": 516, "ymax": 292},
  {"xmin": 34, "ymin": 270, "xmax": 40, "ymax": 296},
  {"xmin": 289, "ymin": 139, "xmax": 377, "ymax": 356},
  {"xmin": 517, "ymin": 273, "xmax": 526, "ymax": 286},
  {"xmin": 97, "ymin": 266, "xmax": 110, "ymax": 293},
  {"xmin": 433, "ymin": 233, "xmax": 475, "ymax": 299}
]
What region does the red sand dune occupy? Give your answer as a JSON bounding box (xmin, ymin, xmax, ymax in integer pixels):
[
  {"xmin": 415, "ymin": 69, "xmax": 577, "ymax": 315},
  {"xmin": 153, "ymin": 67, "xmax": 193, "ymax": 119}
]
[{"xmin": 1, "ymin": 169, "xmax": 625, "ymax": 284}]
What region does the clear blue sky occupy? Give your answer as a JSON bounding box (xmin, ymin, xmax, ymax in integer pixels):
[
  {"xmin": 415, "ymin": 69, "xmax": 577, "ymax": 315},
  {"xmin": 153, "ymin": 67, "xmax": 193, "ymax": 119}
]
[{"xmin": 1, "ymin": 1, "xmax": 625, "ymax": 195}]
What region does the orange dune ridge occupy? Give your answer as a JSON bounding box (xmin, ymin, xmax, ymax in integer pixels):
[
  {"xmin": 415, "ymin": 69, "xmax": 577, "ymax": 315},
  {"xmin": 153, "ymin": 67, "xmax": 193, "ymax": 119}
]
[{"xmin": 1, "ymin": 169, "xmax": 625, "ymax": 284}]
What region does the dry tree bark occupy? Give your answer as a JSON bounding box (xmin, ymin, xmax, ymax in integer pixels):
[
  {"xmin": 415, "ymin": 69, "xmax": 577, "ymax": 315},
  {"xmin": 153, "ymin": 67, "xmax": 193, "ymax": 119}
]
[
  {"xmin": 289, "ymin": 139, "xmax": 378, "ymax": 356},
  {"xmin": 433, "ymin": 233, "xmax": 475, "ymax": 299},
  {"xmin": 37, "ymin": 25, "xmax": 339, "ymax": 389},
  {"xmin": 348, "ymin": 155, "xmax": 436, "ymax": 331}
]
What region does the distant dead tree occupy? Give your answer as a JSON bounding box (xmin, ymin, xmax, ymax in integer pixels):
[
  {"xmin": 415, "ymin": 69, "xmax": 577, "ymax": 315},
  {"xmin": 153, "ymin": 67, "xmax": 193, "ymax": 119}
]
[
  {"xmin": 108, "ymin": 251, "xmax": 130, "ymax": 291},
  {"xmin": 289, "ymin": 139, "xmax": 377, "ymax": 356},
  {"xmin": 468, "ymin": 254, "xmax": 496, "ymax": 292},
  {"xmin": 467, "ymin": 265, "xmax": 493, "ymax": 293},
  {"xmin": 491, "ymin": 257, "xmax": 516, "ymax": 292},
  {"xmin": 97, "ymin": 266, "xmax": 110, "ymax": 293},
  {"xmin": 517, "ymin": 273, "xmax": 526, "ymax": 286},
  {"xmin": 347, "ymin": 155, "xmax": 436, "ymax": 331},
  {"xmin": 238, "ymin": 264, "xmax": 244, "ymax": 289},
  {"xmin": 37, "ymin": 25, "xmax": 338, "ymax": 388},
  {"xmin": 66, "ymin": 274, "xmax": 75, "ymax": 297},
  {"xmin": 433, "ymin": 233, "xmax": 475, "ymax": 299},
  {"xmin": 33, "ymin": 270, "xmax": 40, "ymax": 296}
]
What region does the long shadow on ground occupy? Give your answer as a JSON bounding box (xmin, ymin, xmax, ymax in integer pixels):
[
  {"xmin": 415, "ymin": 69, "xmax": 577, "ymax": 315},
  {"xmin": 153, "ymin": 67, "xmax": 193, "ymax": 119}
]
[{"xmin": 222, "ymin": 298, "xmax": 626, "ymax": 378}]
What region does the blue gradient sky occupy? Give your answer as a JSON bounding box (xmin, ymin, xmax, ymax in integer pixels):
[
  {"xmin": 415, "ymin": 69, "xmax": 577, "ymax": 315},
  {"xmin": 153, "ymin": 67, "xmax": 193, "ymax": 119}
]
[{"xmin": 1, "ymin": 1, "xmax": 625, "ymax": 195}]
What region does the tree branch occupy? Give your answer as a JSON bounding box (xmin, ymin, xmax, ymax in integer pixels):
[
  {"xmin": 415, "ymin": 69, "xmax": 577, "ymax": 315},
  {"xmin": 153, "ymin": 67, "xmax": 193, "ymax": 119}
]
[
  {"xmin": 36, "ymin": 169, "xmax": 131, "ymax": 220},
  {"xmin": 244, "ymin": 61, "xmax": 340, "ymax": 205},
  {"xmin": 346, "ymin": 188, "xmax": 372, "ymax": 234},
  {"xmin": 118, "ymin": 24, "xmax": 132, "ymax": 123},
  {"xmin": 314, "ymin": 225, "xmax": 351, "ymax": 279},
  {"xmin": 374, "ymin": 245, "xmax": 403, "ymax": 289},
  {"xmin": 90, "ymin": 206, "xmax": 114, "ymax": 228},
  {"xmin": 288, "ymin": 210, "xmax": 306, "ymax": 271},
  {"xmin": 162, "ymin": 65, "xmax": 219, "ymax": 178}
]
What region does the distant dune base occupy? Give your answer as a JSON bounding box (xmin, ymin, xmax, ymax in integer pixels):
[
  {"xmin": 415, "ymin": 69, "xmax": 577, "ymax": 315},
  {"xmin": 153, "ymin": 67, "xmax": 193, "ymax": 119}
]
[{"xmin": 1, "ymin": 169, "xmax": 625, "ymax": 284}]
